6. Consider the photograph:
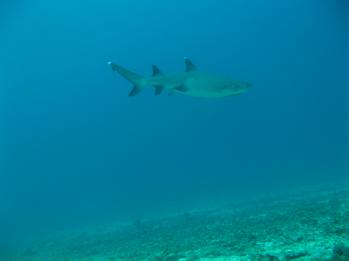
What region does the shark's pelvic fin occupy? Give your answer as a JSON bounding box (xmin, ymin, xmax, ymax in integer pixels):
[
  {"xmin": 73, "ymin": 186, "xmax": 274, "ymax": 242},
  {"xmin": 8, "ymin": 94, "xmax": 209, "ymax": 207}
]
[
  {"xmin": 184, "ymin": 58, "xmax": 197, "ymax": 72},
  {"xmin": 108, "ymin": 62, "xmax": 146, "ymax": 96},
  {"xmin": 152, "ymin": 65, "xmax": 163, "ymax": 77},
  {"xmin": 154, "ymin": 85, "xmax": 165, "ymax": 95}
]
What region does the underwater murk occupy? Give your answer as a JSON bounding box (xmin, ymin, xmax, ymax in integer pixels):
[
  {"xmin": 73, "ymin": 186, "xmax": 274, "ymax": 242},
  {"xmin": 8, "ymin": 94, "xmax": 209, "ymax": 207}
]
[{"xmin": 0, "ymin": 0, "xmax": 348, "ymax": 260}]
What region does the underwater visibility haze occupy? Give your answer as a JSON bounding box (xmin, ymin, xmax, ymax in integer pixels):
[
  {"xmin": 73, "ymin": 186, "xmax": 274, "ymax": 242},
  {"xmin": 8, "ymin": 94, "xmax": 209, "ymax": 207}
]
[{"xmin": 0, "ymin": 0, "xmax": 349, "ymax": 260}]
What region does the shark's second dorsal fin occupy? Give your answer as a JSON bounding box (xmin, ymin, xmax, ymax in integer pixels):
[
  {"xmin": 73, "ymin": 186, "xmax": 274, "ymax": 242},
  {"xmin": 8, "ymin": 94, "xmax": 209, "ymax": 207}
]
[
  {"xmin": 152, "ymin": 65, "xmax": 164, "ymax": 95},
  {"xmin": 152, "ymin": 65, "xmax": 163, "ymax": 77},
  {"xmin": 184, "ymin": 58, "xmax": 197, "ymax": 72}
]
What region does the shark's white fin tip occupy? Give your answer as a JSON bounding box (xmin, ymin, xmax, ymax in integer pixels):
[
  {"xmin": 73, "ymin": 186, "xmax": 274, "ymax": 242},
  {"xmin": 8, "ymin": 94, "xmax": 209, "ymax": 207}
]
[{"xmin": 107, "ymin": 61, "xmax": 112, "ymax": 65}]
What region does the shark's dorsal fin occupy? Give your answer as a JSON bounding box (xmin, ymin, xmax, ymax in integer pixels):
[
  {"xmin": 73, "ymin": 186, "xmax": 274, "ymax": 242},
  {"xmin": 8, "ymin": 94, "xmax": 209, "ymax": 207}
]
[
  {"xmin": 152, "ymin": 65, "xmax": 163, "ymax": 77},
  {"xmin": 184, "ymin": 58, "xmax": 197, "ymax": 72}
]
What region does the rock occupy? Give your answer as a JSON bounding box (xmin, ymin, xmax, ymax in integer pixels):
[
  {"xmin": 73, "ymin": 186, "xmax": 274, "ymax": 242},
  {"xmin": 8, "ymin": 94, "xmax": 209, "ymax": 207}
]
[{"xmin": 332, "ymin": 243, "xmax": 349, "ymax": 260}]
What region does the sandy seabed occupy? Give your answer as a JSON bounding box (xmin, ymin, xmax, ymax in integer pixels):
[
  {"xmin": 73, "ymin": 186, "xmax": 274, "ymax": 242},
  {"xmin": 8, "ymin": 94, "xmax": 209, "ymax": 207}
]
[{"xmin": 6, "ymin": 184, "xmax": 349, "ymax": 261}]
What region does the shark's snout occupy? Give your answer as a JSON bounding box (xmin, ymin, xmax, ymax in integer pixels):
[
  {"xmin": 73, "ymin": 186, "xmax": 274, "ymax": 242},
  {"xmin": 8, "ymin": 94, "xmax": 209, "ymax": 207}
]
[
  {"xmin": 246, "ymin": 82, "xmax": 252, "ymax": 90},
  {"xmin": 236, "ymin": 81, "xmax": 251, "ymax": 92}
]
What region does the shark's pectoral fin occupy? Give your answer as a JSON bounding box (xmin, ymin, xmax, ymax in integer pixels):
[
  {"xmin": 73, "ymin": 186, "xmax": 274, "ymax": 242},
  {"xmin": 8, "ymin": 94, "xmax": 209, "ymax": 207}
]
[
  {"xmin": 184, "ymin": 58, "xmax": 197, "ymax": 72},
  {"xmin": 154, "ymin": 85, "xmax": 165, "ymax": 95},
  {"xmin": 174, "ymin": 85, "xmax": 189, "ymax": 92},
  {"xmin": 169, "ymin": 85, "xmax": 188, "ymax": 96}
]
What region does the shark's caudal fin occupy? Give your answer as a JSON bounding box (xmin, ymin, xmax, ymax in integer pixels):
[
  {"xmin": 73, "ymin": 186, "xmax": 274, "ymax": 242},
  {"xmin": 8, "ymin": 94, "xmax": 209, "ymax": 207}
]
[
  {"xmin": 108, "ymin": 60, "xmax": 196, "ymax": 96},
  {"xmin": 108, "ymin": 62, "xmax": 147, "ymax": 96}
]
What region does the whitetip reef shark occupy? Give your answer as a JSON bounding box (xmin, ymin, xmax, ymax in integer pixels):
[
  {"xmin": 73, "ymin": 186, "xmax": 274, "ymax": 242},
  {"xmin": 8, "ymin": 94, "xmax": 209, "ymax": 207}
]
[{"xmin": 108, "ymin": 58, "xmax": 251, "ymax": 98}]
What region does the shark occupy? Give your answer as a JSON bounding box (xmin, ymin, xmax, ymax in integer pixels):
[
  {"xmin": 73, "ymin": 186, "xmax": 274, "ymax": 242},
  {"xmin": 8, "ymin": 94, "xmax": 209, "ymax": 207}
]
[{"xmin": 108, "ymin": 58, "xmax": 251, "ymax": 98}]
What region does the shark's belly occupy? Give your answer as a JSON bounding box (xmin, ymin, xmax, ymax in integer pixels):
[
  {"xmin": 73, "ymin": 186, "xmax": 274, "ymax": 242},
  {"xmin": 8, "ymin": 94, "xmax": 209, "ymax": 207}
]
[
  {"xmin": 179, "ymin": 89, "xmax": 230, "ymax": 98},
  {"xmin": 179, "ymin": 78, "xmax": 230, "ymax": 98}
]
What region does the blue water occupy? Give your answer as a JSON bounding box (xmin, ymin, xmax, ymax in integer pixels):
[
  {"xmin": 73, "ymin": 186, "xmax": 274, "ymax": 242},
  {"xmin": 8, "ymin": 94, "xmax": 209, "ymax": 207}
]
[{"xmin": 1, "ymin": 0, "xmax": 348, "ymax": 246}]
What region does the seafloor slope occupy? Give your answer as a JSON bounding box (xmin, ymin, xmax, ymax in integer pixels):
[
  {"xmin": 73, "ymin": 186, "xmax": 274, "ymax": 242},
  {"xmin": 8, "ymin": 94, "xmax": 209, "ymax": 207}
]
[{"xmin": 9, "ymin": 184, "xmax": 349, "ymax": 261}]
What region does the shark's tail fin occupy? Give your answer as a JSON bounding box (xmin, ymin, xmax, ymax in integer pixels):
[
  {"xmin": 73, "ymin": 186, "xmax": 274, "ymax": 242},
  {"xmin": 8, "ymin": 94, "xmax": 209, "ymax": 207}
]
[{"xmin": 108, "ymin": 62, "xmax": 147, "ymax": 96}]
